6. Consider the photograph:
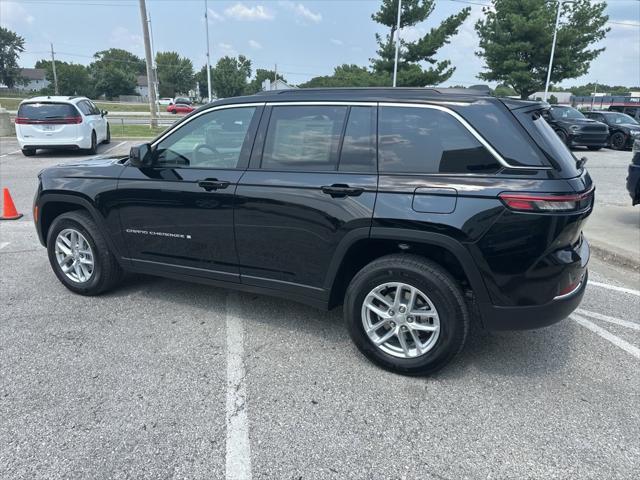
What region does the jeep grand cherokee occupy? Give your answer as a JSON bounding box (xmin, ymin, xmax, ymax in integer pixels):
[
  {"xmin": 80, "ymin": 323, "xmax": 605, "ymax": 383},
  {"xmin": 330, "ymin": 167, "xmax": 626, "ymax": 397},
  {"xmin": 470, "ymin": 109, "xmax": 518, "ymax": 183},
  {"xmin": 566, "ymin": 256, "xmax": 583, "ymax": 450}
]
[{"xmin": 34, "ymin": 88, "xmax": 593, "ymax": 375}]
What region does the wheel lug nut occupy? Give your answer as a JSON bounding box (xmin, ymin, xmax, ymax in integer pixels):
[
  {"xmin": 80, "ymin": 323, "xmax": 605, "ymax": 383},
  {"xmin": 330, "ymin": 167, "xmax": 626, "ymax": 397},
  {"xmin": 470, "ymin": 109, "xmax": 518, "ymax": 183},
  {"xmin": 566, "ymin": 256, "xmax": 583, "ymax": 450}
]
[
  {"xmin": 399, "ymin": 306, "xmax": 406, "ymax": 313},
  {"xmin": 407, "ymin": 316, "xmax": 413, "ymax": 323},
  {"xmin": 390, "ymin": 321, "xmax": 396, "ymax": 328},
  {"xmin": 388, "ymin": 310, "xmax": 394, "ymax": 316}
]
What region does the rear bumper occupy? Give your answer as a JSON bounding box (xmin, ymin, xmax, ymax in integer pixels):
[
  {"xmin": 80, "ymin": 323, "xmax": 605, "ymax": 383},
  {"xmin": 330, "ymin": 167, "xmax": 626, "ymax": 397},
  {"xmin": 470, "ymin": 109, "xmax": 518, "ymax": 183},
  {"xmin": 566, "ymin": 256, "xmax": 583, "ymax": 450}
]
[
  {"xmin": 19, "ymin": 144, "xmax": 81, "ymax": 151},
  {"xmin": 479, "ymin": 270, "xmax": 588, "ymax": 330}
]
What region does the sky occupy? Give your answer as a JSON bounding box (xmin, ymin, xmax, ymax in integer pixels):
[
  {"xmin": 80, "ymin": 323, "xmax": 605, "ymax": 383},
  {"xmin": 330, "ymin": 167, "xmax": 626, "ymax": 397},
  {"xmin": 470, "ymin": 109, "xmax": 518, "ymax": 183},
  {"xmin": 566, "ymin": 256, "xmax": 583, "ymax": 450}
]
[{"xmin": 1, "ymin": 0, "xmax": 639, "ymax": 89}]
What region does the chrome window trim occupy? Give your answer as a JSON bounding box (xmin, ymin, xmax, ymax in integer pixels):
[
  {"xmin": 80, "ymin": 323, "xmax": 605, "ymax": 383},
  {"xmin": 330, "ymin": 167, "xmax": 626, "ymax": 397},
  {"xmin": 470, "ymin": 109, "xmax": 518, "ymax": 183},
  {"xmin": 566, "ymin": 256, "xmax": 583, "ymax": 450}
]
[
  {"xmin": 378, "ymin": 102, "xmax": 552, "ymax": 171},
  {"xmin": 152, "ymin": 99, "xmax": 551, "ymax": 171}
]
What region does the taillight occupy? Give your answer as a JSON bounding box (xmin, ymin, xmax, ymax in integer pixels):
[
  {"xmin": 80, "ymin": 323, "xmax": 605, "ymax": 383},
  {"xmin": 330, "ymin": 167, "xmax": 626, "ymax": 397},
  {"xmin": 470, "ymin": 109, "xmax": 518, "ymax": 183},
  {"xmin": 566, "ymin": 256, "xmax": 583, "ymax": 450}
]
[
  {"xmin": 499, "ymin": 187, "xmax": 594, "ymax": 212},
  {"xmin": 15, "ymin": 116, "xmax": 82, "ymax": 125}
]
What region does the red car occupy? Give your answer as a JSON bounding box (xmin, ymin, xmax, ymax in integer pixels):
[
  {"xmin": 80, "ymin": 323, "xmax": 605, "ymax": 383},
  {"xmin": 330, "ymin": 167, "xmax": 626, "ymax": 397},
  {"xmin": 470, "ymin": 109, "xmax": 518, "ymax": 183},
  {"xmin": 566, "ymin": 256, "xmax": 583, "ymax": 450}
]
[{"xmin": 167, "ymin": 103, "xmax": 195, "ymax": 114}]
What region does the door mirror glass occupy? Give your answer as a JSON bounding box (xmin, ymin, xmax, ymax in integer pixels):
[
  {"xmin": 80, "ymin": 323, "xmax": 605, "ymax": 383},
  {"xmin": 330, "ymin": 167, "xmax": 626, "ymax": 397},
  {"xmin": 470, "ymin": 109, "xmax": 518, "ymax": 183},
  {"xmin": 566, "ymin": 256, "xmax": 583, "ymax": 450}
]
[
  {"xmin": 129, "ymin": 143, "xmax": 152, "ymax": 167},
  {"xmin": 102, "ymin": 110, "xmax": 108, "ymax": 117}
]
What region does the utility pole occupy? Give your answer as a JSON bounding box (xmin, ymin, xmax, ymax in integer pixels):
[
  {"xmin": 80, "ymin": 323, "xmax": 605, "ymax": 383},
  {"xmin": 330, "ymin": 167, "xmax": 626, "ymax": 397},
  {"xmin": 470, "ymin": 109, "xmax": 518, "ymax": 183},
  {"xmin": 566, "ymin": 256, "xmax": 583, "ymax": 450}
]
[
  {"xmin": 274, "ymin": 64, "xmax": 277, "ymax": 88},
  {"xmin": 148, "ymin": 11, "xmax": 160, "ymax": 117},
  {"xmin": 392, "ymin": 0, "xmax": 402, "ymax": 87},
  {"xmin": 205, "ymin": 0, "xmax": 212, "ymax": 102},
  {"xmin": 50, "ymin": 43, "xmax": 59, "ymax": 95},
  {"xmin": 138, "ymin": 0, "xmax": 158, "ymax": 128}
]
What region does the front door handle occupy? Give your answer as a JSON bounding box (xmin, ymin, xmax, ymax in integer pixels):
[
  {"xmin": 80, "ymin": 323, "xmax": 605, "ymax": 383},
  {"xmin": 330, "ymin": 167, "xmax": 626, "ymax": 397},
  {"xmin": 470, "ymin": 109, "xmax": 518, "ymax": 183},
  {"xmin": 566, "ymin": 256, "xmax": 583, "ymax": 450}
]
[
  {"xmin": 321, "ymin": 184, "xmax": 364, "ymax": 198},
  {"xmin": 198, "ymin": 179, "xmax": 230, "ymax": 191}
]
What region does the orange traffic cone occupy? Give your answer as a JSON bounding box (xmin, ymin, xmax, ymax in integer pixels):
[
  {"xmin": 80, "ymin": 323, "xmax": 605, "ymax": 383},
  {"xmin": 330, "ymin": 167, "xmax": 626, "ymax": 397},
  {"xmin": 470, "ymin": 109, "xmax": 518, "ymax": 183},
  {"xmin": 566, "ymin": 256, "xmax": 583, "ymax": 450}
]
[{"xmin": 1, "ymin": 188, "xmax": 23, "ymax": 220}]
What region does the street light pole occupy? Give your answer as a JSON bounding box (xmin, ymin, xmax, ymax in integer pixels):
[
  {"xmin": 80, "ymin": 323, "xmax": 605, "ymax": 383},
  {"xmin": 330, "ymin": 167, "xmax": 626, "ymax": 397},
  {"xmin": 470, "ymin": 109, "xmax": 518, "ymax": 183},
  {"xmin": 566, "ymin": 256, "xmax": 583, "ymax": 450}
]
[
  {"xmin": 204, "ymin": 0, "xmax": 212, "ymax": 102},
  {"xmin": 544, "ymin": 1, "xmax": 564, "ymax": 101},
  {"xmin": 138, "ymin": 0, "xmax": 158, "ymax": 128},
  {"xmin": 392, "ymin": 0, "xmax": 402, "ymax": 87}
]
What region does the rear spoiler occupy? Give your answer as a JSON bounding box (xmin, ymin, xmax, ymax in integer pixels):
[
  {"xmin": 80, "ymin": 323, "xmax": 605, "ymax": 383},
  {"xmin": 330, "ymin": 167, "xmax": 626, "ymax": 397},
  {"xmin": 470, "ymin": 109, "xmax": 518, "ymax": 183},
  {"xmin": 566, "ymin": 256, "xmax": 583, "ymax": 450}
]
[{"xmin": 500, "ymin": 98, "xmax": 550, "ymax": 112}]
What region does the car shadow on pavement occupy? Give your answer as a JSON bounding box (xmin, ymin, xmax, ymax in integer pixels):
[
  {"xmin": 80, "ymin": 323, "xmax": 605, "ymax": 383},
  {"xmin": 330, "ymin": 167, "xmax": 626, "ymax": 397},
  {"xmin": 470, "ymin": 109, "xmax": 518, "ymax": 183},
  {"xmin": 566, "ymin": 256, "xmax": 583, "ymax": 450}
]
[{"xmin": 103, "ymin": 273, "xmax": 573, "ymax": 379}]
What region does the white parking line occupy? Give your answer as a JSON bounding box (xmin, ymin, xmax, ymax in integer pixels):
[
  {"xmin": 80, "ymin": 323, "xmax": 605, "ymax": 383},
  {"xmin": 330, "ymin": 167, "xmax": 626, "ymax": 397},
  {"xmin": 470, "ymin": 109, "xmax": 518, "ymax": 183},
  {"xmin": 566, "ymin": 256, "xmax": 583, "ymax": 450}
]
[
  {"xmin": 589, "ymin": 280, "xmax": 640, "ymax": 297},
  {"xmin": 0, "ymin": 149, "xmax": 20, "ymax": 158},
  {"xmin": 101, "ymin": 141, "xmax": 126, "ymax": 155},
  {"xmin": 0, "ymin": 242, "xmax": 9, "ymax": 250},
  {"xmin": 576, "ymin": 308, "xmax": 640, "ymax": 331},
  {"xmin": 225, "ymin": 291, "xmax": 252, "ymax": 480},
  {"xmin": 572, "ymin": 314, "xmax": 640, "ymax": 360}
]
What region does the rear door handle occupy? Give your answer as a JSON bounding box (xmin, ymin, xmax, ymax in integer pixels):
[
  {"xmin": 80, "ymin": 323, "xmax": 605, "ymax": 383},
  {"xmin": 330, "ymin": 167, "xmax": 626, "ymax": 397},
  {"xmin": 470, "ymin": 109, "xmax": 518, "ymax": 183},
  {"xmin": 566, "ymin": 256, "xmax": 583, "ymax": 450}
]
[
  {"xmin": 198, "ymin": 179, "xmax": 230, "ymax": 191},
  {"xmin": 321, "ymin": 184, "xmax": 364, "ymax": 198}
]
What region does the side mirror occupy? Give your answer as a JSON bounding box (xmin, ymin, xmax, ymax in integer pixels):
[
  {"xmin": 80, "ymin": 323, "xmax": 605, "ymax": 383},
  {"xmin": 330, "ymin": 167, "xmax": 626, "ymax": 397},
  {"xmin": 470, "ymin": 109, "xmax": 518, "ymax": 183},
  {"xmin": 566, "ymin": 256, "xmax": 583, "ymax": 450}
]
[
  {"xmin": 129, "ymin": 143, "xmax": 152, "ymax": 168},
  {"xmin": 101, "ymin": 110, "xmax": 108, "ymax": 117}
]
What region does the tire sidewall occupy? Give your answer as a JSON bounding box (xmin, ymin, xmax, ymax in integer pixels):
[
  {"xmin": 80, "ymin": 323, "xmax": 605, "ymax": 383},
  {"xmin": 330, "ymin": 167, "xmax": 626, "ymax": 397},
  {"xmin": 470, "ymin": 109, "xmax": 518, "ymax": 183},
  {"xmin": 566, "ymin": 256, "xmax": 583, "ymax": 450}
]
[
  {"xmin": 345, "ymin": 265, "xmax": 465, "ymax": 375},
  {"xmin": 611, "ymin": 132, "xmax": 625, "ymax": 150},
  {"xmin": 47, "ymin": 216, "xmax": 104, "ymax": 295}
]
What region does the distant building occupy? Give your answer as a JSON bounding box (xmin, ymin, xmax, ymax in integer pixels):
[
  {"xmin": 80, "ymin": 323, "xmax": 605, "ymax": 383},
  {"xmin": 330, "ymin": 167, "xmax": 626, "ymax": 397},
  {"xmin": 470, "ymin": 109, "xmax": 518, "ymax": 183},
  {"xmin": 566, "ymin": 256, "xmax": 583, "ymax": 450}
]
[
  {"xmin": 135, "ymin": 75, "xmax": 149, "ymax": 99},
  {"xmin": 13, "ymin": 68, "xmax": 50, "ymax": 92},
  {"xmin": 528, "ymin": 91, "xmax": 572, "ymax": 104},
  {"xmin": 261, "ymin": 78, "xmax": 297, "ymax": 91}
]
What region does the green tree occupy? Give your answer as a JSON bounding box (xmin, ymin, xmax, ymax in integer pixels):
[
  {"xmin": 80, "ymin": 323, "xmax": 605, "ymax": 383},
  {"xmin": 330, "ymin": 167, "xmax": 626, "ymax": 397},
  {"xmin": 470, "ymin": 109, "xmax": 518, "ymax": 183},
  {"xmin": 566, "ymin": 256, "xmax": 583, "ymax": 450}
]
[
  {"xmin": 155, "ymin": 51, "xmax": 194, "ymax": 97},
  {"xmin": 475, "ymin": 0, "xmax": 609, "ymax": 99},
  {"xmin": 371, "ymin": 0, "xmax": 470, "ymax": 86},
  {"xmin": 35, "ymin": 60, "xmax": 93, "ymax": 96},
  {"xmin": 0, "ymin": 27, "xmax": 26, "ymax": 88},
  {"xmin": 211, "ymin": 55, "xmax": 252, "ymax": 98},
  {"xmin": 245, "ymin": 69, "xmax": 287, "ymax": 94},
  {"xmin": 194, "ymin": 65, "xmax": 211, "ymax": 99},
  {"xmin": 89, "ymin": 48, "xmax": 145, "ymax": 99},
  {"xmin": 300, "ymin": 64, "xmax": 389, "ymax": 88},
  {"xmin": 493, "ymin": 83, "xmax": 517, "ymax": 97}
]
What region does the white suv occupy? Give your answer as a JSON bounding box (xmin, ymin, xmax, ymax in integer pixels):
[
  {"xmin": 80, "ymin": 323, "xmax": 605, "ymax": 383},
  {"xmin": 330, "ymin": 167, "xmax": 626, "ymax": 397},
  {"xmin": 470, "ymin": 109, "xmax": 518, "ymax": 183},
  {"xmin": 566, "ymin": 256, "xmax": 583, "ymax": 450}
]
[{"xmin": 16, "ymin": 96, "xmax": 110, "ymax": 156}]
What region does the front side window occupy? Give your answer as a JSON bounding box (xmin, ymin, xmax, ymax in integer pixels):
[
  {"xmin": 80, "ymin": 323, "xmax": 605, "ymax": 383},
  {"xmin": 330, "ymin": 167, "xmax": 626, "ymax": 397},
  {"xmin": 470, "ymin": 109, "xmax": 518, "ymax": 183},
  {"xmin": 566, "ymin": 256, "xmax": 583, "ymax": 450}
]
[
  {"xmin": 261, "ymin": 106, "xmax": 348, "ymax": 171},
  {"xmin": 607, "ymin": 113, "xmax": 638, "ymax": 125},
  {"xmin": 154, "ymin": 107, "xmax": 256, "ymax": 169},
  {"xmin": 378, "ymin": 106, "xmax": 500, "ymax": 174}
]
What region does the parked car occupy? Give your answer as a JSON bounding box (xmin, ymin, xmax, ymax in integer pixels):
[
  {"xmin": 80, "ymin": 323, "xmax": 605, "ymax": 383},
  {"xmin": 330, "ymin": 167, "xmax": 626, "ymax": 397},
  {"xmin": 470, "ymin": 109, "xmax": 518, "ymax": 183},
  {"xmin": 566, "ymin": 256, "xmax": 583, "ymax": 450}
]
[
  {"xmin": 158, "ymin": 98, "xmax": 174, "ymax": 106},
  {"xmin": 167, "ymin": 103, "xmax": 195, "ymax": 114},
  {"xmin": 15, "ymin": 96, "xmax": 110, "ymax": 156},
  {"xmin": 542, "ymin": 105, "xmax": 608, "ymax": 150},
  {"xmin": 608, "ymin": 105, "xmax": 640, "ymax": 122},
  {"xmin": 33, "ymin": 88, "xmax": 593, "ymax": 375},
  {"xmin": 584, "ymin": 111, "xmax": 640, "ymax": 150},
  {"xmin": 173, "ymin": 97, "xmax": 192, "ymax": 105},
  {"xmin": 627, "ymin": 139, "xmax": 640, "ymax": 205}
]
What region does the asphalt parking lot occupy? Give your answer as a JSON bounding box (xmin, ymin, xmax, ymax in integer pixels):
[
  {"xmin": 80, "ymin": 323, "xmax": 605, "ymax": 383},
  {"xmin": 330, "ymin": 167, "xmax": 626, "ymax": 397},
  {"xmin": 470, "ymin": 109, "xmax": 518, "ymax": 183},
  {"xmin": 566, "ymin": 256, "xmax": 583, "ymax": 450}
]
[{"xmin": 1, "ymin": 139, "xmax": 639, "ymax": 479}]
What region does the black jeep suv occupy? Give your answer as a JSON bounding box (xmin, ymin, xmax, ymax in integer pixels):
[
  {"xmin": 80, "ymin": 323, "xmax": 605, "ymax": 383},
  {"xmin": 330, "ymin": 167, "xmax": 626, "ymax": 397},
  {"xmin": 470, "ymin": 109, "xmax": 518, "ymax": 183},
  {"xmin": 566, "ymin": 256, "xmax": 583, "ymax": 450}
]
[
  {"xmin": 542, "ymin": 105, "xmax": 609, "ymax": 150},
  {"xmin": 34, "ymin": 88, "xmax": 593, "ymax": 375},
  {"xmin": 584, "ymin": 111, "xmax": 640, "ymax": 150}
]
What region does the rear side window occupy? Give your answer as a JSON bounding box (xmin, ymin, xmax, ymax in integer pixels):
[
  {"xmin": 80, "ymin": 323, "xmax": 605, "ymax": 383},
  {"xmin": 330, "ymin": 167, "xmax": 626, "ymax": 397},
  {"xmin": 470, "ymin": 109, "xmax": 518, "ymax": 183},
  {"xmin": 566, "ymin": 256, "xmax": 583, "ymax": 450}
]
[
  {"xmin": 17, "ymin": 103, "xmax": 78, "ymax": 120},
  {"xmin": 338, "ymin": 106, "xmax": 376, "ymax": 172},
  {"xmin": 378, "ymin": 106, "xmax": 500, "ymax": 174},
  {"xmin": 261, "ymin": 106, "xmax": 347, "ymax": 171}
]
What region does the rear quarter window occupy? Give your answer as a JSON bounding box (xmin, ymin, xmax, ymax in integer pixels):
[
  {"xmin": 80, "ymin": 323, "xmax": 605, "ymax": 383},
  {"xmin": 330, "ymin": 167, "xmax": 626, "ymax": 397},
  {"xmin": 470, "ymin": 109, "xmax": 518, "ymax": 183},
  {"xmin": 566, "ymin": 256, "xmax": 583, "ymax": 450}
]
[{"xmin": 17, "ymin": 103, "xmax": 78, "ymax": 120}]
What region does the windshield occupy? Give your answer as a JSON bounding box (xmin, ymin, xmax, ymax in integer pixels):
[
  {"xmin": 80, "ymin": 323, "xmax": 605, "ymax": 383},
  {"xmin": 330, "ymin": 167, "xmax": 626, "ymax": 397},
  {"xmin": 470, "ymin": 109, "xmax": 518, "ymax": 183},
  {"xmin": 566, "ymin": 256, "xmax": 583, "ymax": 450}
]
[
  {"xmin": 550, "ymin": 106, "xmax": 585, "ymax": 120},
  {"xmin": 17, "ymin": 102, "xmax": 78, "ymax": 120},
  {"xmin": 605, "ymin": 113, "xmax": 639, "ymax": 125}
]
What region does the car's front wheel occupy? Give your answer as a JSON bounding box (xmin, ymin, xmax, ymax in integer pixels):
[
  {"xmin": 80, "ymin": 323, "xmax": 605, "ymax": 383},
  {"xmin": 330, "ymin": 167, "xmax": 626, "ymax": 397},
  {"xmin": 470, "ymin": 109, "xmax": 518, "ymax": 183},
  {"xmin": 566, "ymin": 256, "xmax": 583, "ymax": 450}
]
[
  {"xmin": 344, "ymin": 254, "xmax": 469, "ymax": 376},
  {"xmin": 610, "ymin": 132, "xmax": 626, "ymax": 150},
  {"xmin": 86, "ymin": 131, "xmax": 97, "ymax": 154},
  {"xmin": 47, "ymin": 211, "xmax": 123, "ymax": 295},
  {"xmin": 103, "ymin": 124, "xmax": 111, "ymax": 144}
]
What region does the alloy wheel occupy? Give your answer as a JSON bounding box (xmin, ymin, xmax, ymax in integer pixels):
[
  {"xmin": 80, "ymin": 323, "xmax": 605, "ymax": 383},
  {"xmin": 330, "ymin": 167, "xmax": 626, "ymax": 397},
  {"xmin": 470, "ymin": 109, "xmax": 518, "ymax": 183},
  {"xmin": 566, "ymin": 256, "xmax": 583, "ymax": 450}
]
[
  {"xmin": 54, "ymin": 228, "xmax": 95, "ymax": 283},
  {"xmin": 361, "ymin": 282, "xmax": 440, "ymax": 359}
]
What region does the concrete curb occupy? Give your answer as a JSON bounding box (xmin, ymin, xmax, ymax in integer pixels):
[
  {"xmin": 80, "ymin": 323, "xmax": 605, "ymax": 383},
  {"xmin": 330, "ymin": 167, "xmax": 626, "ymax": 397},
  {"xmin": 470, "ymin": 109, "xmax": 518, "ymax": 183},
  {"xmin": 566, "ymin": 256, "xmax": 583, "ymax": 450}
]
[{"xmin": 589, "ymin": 241, "xmax": 640, "ymax": 271}]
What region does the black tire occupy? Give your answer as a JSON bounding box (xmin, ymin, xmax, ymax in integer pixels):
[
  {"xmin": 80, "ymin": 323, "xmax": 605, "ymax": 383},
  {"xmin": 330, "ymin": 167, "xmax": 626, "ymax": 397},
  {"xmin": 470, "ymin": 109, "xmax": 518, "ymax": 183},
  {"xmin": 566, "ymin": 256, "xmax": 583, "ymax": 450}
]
[
  {"xmin": 86, "ymin": 131, "xmax": 97, "ymax": 154},
  {"xmin": 103, "ymin": 124, "xmax": 111, "ymax": 144},
  {"xmin": 587, "ymin": 146, "xmax": 601, "ymax": 151},
  {"xmin": 46, "ymin": 210, "xmax": 123, "ymax": 296},
  {"xmin": 171, "ymin": 110, "xmax": 177, "ymax": 114},
  {"xmin": 610, "ymin": 132, "xmax": 626, "ymax": 150},
  {"xmin": 555, "ymin": 129, "xmax": 569, "ymax": 145},
  {"xmin": 343, "ymin": 254, "xmax": 469, "ymax": 376},
  {"xmin": 21, "ymin": 148, "xmax": 36, "ymax": 156}
]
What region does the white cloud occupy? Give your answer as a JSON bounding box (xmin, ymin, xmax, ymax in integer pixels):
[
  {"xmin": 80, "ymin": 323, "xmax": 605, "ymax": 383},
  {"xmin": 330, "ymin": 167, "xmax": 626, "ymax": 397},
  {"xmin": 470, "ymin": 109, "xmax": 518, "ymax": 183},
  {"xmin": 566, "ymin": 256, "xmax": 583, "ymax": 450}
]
[
  {"xmin": 218, "ymin": 43, "xmax": 238, "ymax": 56},
  {"xmin": 109, "ymin": 26, "xmax": 144, "ymax": 55},
  {"xmin": 207, "ymin": 8, "xmax": 223, "ymax": 22},
  {"xmin": 330, "ymin": 38, "xmax": 343, "ymax": 46},
  {"xmin": 248, "ymin": 39, "xmax": 263, "ymax": 49},
  {"xmin": 280, "ymin": 1, "xmax": 322, "ymax": 24},
  {"xmin": 224, "ymin": 3, "xmax": 274, "ymax": 21},
  {"xmin": 0, "ymin": 1, "xmax": 35, "ymax": 28}
]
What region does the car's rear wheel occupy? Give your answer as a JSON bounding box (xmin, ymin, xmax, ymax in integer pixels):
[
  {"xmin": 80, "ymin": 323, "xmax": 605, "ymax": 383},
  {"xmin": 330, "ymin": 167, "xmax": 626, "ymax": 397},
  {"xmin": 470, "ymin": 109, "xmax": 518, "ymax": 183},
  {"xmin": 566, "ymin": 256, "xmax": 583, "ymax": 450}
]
[
  {"xmin": 86, "ymin": 131, "xmax": 97, "ymax": 154},
  {"xmin": 610, "ymin": 132, "xmax": 626, "ymax": 150},
  {"xmin": 587, "ymin": 146, "xmax": 601, "ymax": 151},
  {"xmin": 21, "ymin": 148, "xmax": 36, "ymax": 156},
  {"xmin": 344, "ymin": 254, "xmax": 469, "ymax": 376},
  {"xmin": 103, "ymin": 124, "xmax": 111, "ymax": 144},
  {"xmin": 47, "ymin": 211, "xmax": 123, "ymax": 295}
]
